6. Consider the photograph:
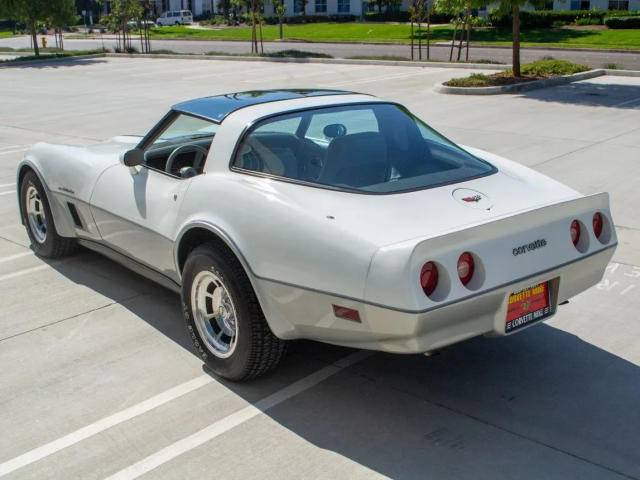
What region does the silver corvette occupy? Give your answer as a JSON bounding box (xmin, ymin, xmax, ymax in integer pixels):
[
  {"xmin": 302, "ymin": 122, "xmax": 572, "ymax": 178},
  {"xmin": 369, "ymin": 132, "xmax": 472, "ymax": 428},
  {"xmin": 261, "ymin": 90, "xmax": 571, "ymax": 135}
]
[{"xmin": 17, "ymin": 90, "xmax": 617, "ymax": 380}]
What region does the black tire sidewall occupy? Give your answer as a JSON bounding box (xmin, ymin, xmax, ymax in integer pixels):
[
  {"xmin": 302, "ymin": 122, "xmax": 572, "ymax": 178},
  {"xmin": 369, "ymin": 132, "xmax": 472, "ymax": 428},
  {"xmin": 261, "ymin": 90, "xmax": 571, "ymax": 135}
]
[
  {"xmin": 181, "ymin": 247, "xmax": 256, "ymax": 380},
  {"xmin": 20, "ymin": 171, "xmax": 56, "ymax": 257}
]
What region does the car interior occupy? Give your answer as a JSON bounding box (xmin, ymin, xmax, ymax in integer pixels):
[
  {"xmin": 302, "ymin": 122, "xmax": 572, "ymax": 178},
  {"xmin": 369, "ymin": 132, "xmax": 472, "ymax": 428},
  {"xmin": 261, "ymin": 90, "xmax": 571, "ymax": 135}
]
[
  {"xmin": 232, "ymin": 104, "xmax": 489, "ymax": 192},
  {"xmin": 144, "ymin": 137, "xmax": 213, "ymax": 178},
  {"xmin": 143, "ymin": 113, "xmax": 216, "ymax": 179}
]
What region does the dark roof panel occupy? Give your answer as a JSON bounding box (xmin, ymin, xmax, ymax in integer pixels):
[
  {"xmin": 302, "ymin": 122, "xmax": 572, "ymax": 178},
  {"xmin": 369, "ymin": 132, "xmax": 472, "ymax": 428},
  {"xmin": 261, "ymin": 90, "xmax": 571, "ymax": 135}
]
[{"xmin": 172, "ymin": 89, "xmax": 355, "ymax": 122}]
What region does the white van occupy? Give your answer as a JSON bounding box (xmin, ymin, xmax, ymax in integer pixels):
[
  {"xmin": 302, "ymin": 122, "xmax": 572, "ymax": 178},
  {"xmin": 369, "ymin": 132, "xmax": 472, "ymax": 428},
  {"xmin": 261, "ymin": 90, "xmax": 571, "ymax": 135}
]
[{"xmin": 156, "ymin": 10, "xmax": 194, "ymax": 26}]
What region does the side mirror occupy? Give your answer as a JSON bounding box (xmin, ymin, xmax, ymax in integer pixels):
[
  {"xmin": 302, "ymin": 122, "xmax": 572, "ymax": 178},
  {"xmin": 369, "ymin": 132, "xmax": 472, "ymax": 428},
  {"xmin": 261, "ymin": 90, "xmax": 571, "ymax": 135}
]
[{"xmin": 121, "ymin": 148, "xmax": 144, "ymax": 167}]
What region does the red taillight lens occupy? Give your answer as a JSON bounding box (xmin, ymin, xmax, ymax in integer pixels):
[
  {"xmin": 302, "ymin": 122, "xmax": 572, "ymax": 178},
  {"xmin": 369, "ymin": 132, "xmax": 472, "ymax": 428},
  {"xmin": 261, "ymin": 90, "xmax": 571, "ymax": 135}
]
[
  {"xmin": 570, "ymin": 220, "xmax": 580, "ymax": 247},
  {"xmin": 457, "ymin": 252, "xmax": 474, "ymax": 286},
  {"xmin": 420, "ymin": 261, "xmax": 439, "ymax": 296},
  {"xmin": 593, "ymin": 213, "xmax": 603, "ymax": 239}
]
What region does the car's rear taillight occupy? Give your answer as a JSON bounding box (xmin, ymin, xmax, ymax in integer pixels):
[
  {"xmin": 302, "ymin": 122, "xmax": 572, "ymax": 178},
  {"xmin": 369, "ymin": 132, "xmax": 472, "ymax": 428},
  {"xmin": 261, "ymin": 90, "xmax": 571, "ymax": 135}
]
[
  {"xmin": 593, "ymin": 212, "xmax": 603, "ymax": 239},
  {"xmin": 420, "ymin": 261, "xmax": 439, "ymax": 297},
  {"xmin": 457, "ymin": 252, "xmax": 474, "ymax": 286},
  {"xmin": 570, "ymin": 220, "xmax": 581, "ymax": 247}
]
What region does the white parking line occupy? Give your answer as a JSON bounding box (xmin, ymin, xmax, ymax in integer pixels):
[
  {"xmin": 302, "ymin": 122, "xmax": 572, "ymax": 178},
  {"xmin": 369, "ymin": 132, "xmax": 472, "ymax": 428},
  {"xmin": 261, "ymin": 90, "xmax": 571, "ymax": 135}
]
[
  {"xmin": 0, "ymin": 145, "xmax": 25, "ymax": 152},
  {"xmin": 0, "ymin": 190, "xmax": 16, "ymax": 196},
  {"xmin": 0, "ymin": 375, "xmax": 214, "ymax": 477},
  {"xmin": 612, "ymin": 96, "xmax": 640, "ymax": 108},
  {"xmin": 0, "ymin": 183, "xmax": 15, "ymax": 188},
  {"xmin": 0, "ymin": 148, "xmax": 27, "ymax": 156},
  {"xmin": 0, "ymin": 251, "xmax": 32, "ymax": 264},
  {"xmin": 106, "ymin": 350, "xmax": 371, "ymax": 480},
  {"xmin": 0, "ymin": 264, "xmax": 49, "ymax": 282}
]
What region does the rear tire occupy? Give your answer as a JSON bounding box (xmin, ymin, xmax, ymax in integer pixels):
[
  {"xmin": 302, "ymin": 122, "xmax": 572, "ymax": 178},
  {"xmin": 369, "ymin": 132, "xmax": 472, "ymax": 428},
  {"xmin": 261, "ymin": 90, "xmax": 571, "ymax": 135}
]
[
  {"xmin": 20, "ymin": 170, "xmax": 77, "ymax": 258},
  {"xmin": 181, "ymin": 243, "xmax": 286, "ymax": 381}
]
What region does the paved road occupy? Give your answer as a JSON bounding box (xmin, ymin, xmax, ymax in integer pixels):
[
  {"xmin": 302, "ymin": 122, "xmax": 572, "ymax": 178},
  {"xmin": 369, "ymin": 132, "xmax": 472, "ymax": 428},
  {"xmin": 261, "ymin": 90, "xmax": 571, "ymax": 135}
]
[
  {"xmin": 0, "ymin": 57, "xmax": 639, "ymax": 479},
  {"xmin": 2, "ymin": 34, "xmax": 640, "ymax": 69}
]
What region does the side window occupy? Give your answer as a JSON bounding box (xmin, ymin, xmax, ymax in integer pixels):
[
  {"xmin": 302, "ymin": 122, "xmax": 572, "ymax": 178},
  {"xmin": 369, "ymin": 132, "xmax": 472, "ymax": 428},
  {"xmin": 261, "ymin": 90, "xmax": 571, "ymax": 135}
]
[
  {"xmin": 145, "ymin": 114, "xmax": 218, "ymax": 177},
  {"xmin": 304, "ymin": 108, "xmax": 378, "ymax": 145}
]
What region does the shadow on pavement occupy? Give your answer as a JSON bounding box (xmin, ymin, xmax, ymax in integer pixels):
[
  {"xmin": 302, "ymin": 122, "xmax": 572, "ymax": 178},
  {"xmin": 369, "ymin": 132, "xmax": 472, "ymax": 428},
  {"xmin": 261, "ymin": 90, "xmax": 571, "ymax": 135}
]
[
  {"xmin": 44, "ymin": 248, "xmax": 640, "ymax": 480},
  {"xmin": 521, "ymin": 80, "xmax": 640, "ymax": 109},
  {"xmin": 0, "ymin": 57, "xmax": 107, "ymax": 69}
]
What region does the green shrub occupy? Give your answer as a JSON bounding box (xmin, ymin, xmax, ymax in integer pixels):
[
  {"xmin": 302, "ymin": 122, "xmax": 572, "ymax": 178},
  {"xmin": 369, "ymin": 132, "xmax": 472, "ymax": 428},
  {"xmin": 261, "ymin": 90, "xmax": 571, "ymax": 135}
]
[
  {"xmin": 574, "ymin": 16, "xmax": 600, "ymax": 25},
  {"xmin": 445, "ymin": 73, "xmax": 492, "ymax": 87},
  {"xmin": 604, "ymin": 15, "xmax": 640, "ymax": 28},
  {"xmin": 243, "ymin": 14, "xmax": 356, "ymax": 25},
  {"xmin": 519, "ymin": 59, "xmax": 590, "ymax": 76},
  {"xmin": 364, "ymin": 11, "xmax": 453, "ymax": 23},
  {"xmin": 488, "ymin": 9, "xmax": 638, "ymax": 29}
]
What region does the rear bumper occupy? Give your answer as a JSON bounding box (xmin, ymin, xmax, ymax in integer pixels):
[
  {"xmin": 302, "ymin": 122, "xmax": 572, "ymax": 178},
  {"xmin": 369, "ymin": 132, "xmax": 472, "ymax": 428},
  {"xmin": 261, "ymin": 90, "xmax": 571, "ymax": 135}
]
[{"xmin": 256, "ymin": 244, "xmax": 615, "ymax": 353}]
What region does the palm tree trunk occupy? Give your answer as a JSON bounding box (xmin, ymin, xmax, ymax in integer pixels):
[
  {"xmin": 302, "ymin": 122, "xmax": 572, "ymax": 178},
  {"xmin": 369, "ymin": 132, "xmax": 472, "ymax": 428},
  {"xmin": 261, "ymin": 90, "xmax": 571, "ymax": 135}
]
[
  {"xmin": 512, "ymin": 4, "xmax": 520, "ymax": 77},
  {"xmin": 30, "ymin": 21, "xmax": 40, "ymax": 56}
]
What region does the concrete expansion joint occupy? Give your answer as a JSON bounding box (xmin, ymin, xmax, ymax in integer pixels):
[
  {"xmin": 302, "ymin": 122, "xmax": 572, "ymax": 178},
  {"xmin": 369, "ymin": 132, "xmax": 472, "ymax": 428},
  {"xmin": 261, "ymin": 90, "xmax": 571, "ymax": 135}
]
[{"xmin": 0, "ymin": 293, "xmax": 145, "ymax": 344}]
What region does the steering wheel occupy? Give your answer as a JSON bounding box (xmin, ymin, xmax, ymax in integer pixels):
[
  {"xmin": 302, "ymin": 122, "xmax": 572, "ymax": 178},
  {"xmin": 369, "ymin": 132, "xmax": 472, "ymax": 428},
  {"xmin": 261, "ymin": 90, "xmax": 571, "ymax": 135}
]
[{"xmin": 166, "ymin": 144, "xmax": 209, "ymax": 176}]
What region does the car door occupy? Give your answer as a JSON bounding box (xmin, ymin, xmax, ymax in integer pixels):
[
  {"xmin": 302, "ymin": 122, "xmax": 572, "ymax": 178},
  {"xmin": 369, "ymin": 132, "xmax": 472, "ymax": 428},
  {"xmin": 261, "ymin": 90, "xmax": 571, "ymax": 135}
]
[
  {"xmin": 89, "ymin": 112, "xmax": 217, "ymax": 282},
  {"xmin": 90, "ymin": 165, "xmax": 190, "ymax": 281}
]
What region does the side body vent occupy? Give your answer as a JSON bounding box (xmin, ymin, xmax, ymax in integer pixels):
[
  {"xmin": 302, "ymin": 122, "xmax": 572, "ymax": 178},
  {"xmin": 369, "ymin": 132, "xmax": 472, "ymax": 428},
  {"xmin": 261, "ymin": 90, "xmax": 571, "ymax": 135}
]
[{"xmin": 67, "ymin": 202, "xmax": 83, "ymax": 229}]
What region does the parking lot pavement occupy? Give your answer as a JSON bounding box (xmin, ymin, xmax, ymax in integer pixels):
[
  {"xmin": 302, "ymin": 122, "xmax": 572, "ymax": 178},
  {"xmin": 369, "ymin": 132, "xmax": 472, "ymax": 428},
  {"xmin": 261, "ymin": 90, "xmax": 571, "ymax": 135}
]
[{"xmin": 0, "ymin": 57, "xmax": 639, "ymax": 480}]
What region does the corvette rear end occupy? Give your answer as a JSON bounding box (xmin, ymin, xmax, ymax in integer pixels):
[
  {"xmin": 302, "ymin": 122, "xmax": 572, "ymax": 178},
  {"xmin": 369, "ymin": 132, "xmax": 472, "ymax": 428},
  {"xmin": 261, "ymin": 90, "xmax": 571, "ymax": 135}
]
[{"xmin": 259, "ymin": 191, "xmax": 615, "ymax": 353}]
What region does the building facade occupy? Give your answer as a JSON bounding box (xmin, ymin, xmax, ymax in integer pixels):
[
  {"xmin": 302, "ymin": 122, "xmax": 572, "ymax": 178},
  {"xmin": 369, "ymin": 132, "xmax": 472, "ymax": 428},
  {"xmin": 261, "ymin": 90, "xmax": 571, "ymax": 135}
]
[
  {"xmin": 553, "ymin": 0, "xmax": 640, "ymax": 9},
  {"xmin": 262, "ymin": 0, "xmax": 363, "ymax": 17},
  {"xmin": 96, "ymin": 0, "xmax": 636, "ymax": 20}
]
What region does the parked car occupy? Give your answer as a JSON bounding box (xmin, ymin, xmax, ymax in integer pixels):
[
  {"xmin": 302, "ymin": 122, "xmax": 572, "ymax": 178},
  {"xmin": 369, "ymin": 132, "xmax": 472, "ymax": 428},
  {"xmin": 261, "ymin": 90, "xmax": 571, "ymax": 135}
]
[
  {"xmin": 156, "ymin": 10, "xmax": 193, "ymax": 26},
  {"xmin": 16, "ymin": 90, "xmax": 617, "ymax": 380},
  {"xmin": 127, "ymin": 19, "xmax": 156, "ymax": 28}
]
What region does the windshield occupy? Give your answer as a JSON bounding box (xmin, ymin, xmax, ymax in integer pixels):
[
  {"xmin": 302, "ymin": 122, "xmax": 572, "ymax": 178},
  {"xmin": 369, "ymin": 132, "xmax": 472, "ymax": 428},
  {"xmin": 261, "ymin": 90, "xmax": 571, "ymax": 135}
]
[{"xmin": 232, "ymin": 103, "xmax": 495, "ymax": 193}]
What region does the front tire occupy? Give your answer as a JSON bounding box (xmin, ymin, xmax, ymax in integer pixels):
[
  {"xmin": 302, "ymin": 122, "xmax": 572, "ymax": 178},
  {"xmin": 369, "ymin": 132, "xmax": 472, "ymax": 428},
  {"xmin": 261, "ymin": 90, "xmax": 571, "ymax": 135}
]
[
  {"xmin": 181, "ymin": 243, "xmax": 286, "ymax": 381},
  {"xmin": 20, "ymin": 170, "xmax": 77, "ymax": 258}
]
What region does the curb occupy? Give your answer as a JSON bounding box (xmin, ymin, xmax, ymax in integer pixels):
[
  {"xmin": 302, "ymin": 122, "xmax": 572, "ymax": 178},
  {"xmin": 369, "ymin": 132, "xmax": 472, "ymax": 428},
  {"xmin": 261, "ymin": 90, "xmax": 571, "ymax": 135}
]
[
  {"xmin": 105, "ymin": 52, "xmax": 509, "ymax": 69},
  {"xmin": 434, "ymin": 69, "xmax": 608, "ymax": 95},
  {"xmin": 63, "ymin": 34, "xmax": 640, "ymax": 54},
  {"xmin": 604, "ymin": 68, "xmax": 640, "ymax": 77}
]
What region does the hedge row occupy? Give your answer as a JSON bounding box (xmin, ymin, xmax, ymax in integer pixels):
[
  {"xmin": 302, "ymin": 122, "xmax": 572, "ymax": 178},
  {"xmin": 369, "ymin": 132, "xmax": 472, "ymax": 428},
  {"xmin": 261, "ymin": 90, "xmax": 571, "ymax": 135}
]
[
  {"xmin": 198, "ymin": 13, "xmax": 356, "ymax": 25},
  {"xmin": 604, "ymin": 15, "xmax": 640, "ymax": 28},
  {"xmin": 363, "ymin": 11, "xmax": 453, "ymax": 23},
  {"xmin": 488, "ymin": 9, "xmax": 639, "ymax": 28},
  {"xmin": 260, "ymin": 14, "xmax": 357, "ymax": 24}
]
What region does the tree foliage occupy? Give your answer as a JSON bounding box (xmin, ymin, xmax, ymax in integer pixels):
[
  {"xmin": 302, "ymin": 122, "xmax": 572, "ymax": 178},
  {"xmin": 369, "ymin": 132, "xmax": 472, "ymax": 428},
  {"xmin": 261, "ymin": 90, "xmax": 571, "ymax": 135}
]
[{"xmin": 0, "ymin": 0, "xmax": 75, "ymax": 55}]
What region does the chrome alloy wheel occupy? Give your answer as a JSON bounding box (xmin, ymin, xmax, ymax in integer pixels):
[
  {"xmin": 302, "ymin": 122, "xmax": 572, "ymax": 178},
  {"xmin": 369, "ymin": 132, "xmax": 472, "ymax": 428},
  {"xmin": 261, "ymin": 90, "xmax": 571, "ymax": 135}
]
[
  {"xmin": 191, "ymin": 271, "xmax": 238, "ymax": 358},
  {"xmin": 25, "ymin": 185, "xmax": 47, "ymax": 244}
]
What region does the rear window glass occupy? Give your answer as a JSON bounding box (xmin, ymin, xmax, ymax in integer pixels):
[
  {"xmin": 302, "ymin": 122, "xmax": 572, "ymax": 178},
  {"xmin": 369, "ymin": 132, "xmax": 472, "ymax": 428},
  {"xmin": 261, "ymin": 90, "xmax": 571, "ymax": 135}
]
[{"xmin": 232, "ymin": 103, "xmax": 496, "ymax": 194}]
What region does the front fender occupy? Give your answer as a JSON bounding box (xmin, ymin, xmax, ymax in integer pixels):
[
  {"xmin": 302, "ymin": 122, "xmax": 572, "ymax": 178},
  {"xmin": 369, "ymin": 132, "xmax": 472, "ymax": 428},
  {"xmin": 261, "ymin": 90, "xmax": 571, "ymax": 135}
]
[{"xmin": 17, "ymin": 158, "xmax": 76, "ymax": 238}]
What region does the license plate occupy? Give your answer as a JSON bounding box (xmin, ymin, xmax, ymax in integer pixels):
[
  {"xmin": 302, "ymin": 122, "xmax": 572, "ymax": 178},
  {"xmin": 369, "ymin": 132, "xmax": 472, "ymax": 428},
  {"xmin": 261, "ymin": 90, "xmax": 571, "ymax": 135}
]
[{"xmin": 505, "ymin": 282, "xmax": 551, "ymax": 333}]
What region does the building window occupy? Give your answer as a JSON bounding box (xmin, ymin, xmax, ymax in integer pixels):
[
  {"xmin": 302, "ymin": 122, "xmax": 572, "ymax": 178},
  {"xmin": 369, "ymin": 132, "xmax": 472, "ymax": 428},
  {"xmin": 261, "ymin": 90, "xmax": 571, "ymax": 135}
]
[
  {"xmin": 337, "ymin": 0, "xmax": 350, "ymax": 12},
  {"xmin": 570, "ymin": 0, "xmax": 590, "ymax": 8},
  {"xmin": 315, "ymin": 0, "xmax": 327, "ymax": 12},
  {"xmin": 294, "ymin": 0, "xmax": 304, "ymax": 13},
  {"xmin": 608, "ymin": 0, "xmax": 629, "ymax": 8}
]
